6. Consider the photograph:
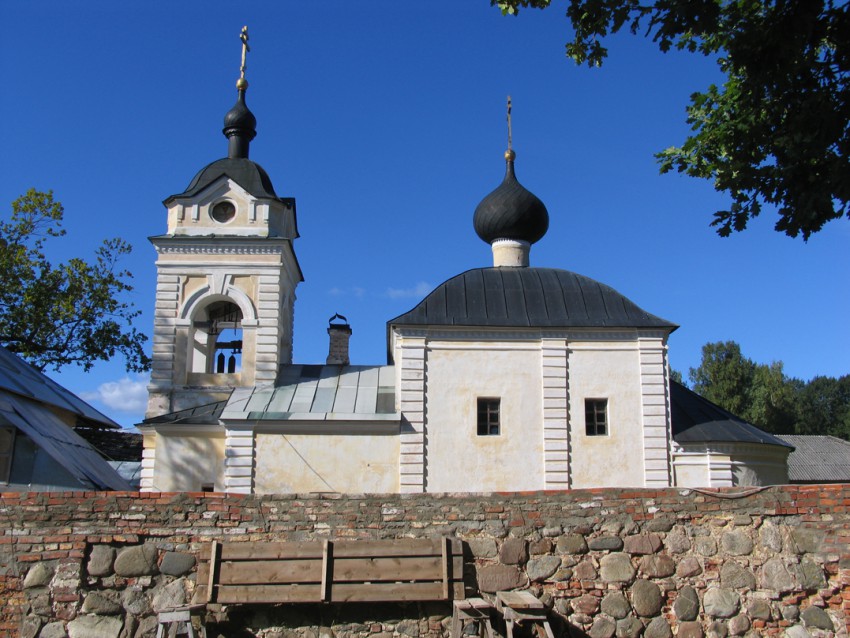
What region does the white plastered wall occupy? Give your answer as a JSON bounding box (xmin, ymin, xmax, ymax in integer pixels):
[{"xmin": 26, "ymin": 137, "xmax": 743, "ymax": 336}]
[
  {"xmin": 567, "ymin": 342, "xmax": 646, "ymax": 488},
  {"xmin": 672, "ymin": 443, "xmax": 790, "ymax": 487},
  {"xmin": 254, "ymin": 432, "xmax": 399, "ymax": 493},
  {"xmin": 149, "ymin": 430, "xmax": 226, "ymax": 492},
  {"xmin": 424, "ymin": 340, "xmax": 544, "ymax": 493}
]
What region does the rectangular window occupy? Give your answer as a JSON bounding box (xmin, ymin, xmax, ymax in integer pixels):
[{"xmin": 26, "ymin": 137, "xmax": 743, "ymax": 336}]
[
  {"xmin": 477, "ymin": 398, "xmax": 500, "ymax": 436},
  {"xmin": 585, "ymin": 399, "xmax": 608, "ymax": 436}
]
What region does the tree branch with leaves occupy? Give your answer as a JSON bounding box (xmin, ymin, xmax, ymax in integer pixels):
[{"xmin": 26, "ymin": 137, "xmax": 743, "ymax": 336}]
[
  {"xmin": 0, "ymin": 189, "xmax": 151, "ymax": 372},
  {"xmin": 493, "ymin": 0, "xmax": 850, "ymax": 239}
]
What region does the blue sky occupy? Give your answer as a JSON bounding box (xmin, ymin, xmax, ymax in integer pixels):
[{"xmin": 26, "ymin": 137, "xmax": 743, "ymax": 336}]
[{"xmin": 2, "ymin": 2, "xmax": 848, "ymax": 428}]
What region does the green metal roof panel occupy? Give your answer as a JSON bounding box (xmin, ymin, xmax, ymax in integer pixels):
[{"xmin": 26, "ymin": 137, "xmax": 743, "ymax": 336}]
[{"xmin": 222, "ymin": 365, "xmax": 399, "ymax": 423}]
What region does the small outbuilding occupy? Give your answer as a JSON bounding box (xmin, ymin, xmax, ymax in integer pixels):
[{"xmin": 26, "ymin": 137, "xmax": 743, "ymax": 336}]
[{"xmin": 0, "ymin": 347, "xmax": 131, "ymax": 491}]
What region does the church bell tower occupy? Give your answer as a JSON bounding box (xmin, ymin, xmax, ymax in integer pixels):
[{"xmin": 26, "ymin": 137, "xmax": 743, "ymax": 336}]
[{"xmin": 146, "ymin": 27, "xmax": 302, "ymax": 417}]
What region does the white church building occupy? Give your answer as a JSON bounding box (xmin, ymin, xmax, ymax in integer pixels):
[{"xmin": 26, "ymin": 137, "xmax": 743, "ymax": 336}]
[{"xmin": 138, "ymin": 42, "xmax": 791, "ymax": 495}]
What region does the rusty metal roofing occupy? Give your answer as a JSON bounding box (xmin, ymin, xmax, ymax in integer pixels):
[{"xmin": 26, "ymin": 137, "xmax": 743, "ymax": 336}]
[
  {"xmin": 221, "ymin": 365, "xmax": 398, "ymax": 424},
  {"xmin": 388, "ymin": 268, "xmax": 677, "ymax": 331},
  {"xmin": 671, "ymin": 381, "xmax": 792, "ymax": 448},
  {"xmin": 775, "ymin": 435, "xmax": 850, "ymax": 482}
]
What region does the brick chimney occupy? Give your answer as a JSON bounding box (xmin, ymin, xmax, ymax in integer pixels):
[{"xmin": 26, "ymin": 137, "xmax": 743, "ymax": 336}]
[{"xmin": 326, "ymin": 314, "xmax": 352, "ymax": 366}]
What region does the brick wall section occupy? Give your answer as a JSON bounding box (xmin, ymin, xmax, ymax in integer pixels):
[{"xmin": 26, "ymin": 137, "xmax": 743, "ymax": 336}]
[{"xmin": 1, "ymin": 485, "xmax": 848, "ymax": 637}]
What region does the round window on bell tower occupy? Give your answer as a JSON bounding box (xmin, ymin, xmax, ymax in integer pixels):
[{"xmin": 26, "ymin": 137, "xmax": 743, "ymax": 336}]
[{"xmin": 211, "ymin": 201, "xmax": 236, "ymax": 223}]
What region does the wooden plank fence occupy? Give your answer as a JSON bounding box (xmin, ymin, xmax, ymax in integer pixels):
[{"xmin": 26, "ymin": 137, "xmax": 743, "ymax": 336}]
[{"xmin": 195, "ymin": 537, "xmax": 464, "ymax": 605}]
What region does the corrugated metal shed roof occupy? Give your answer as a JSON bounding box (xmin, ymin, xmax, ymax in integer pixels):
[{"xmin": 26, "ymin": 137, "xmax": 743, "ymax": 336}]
[
  {"xmin": 222, "ymin": 365, "xmax": 398, "ymax": 423},
  {"xmin": 389, "ymin": 268, "xmax": 677, "ymax": 330},
  {"xmin": 671, "ymin": 381, "xmax": 791, "ymax": 447},
  {"xmin": 0, "ymin": 347, "xmax": 119, "ymax": 429},
  {"xmin": 775, "ymin": 434, "xmax": 850, "ymax": 482}
]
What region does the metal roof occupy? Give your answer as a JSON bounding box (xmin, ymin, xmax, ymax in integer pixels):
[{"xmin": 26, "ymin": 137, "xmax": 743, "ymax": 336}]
[
  {"xmin": 775, "ymin": 434, "xmax": 850, "ymax": 482},
  {"xmin": 142, "ymin": 399, "xmax": 230, "ymax": 425},
  {"xmin": 388, "ymin": 268, "xmax": 677, "ymax": 331},
  {"xmin": 671, "ymin": 381, "xmax": 792, "ymax": 448},
  {"xmin": 165, "ymin": 157, "xmax": 280, "ymax": 202},
  {"xmin": 0, "ymin": 348, "xmax": 131, "ymax": 490},
  {"xmin": 222, "ymin": 365, "xmax": 398, "ymax": 424},
  {"xmin": 144, "ymin": 365, "xmax": 399, "ymax": 429},
  {"xmin": 0, "ymin": 347, "xmax": 119, "ymax": 429}
]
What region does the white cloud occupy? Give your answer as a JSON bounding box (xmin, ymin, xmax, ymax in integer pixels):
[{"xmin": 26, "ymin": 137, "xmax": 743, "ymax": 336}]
[
  {"xmin": 385, "ymin": 281, "xmax": 433, "ymax": 299},
  {"xmin": 328, "ymin": 286, "xmax": 366, "ymax": 298},
  {"xmin": 81, "ymin": 375, "xmax": 149, "ymax": 414}
]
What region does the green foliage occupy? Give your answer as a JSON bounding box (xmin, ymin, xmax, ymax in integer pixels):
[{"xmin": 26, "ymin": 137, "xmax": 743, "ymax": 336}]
[
  {"xmin": 669, "ymin": 368, "xmax": 685, "ymax": 385},
  {"xmin": 794, "ymin": 375, "xmax": 850, "ymax": 438},
  {"xmin": 688, "ymin": 340, "xmax": 850, "ymax": 438},
  {"xmin": 0, "ymin": 189, "xmax": 151, "ymax": 373},
  {"xmin": 689, "ymin": 341, "xmax": 756, "ymax": 418},
  {"xmin": 492, "ymin": 0, "xmax": 850, "ymax": 239}
]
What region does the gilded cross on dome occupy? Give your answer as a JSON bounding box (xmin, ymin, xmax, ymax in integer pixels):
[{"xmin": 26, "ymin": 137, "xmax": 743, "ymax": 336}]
[
  {"xmin": 505, "ymin": 95, "xmax": 515, "ymax": 161},
  {"xmin": 238, "ymin": 26, "xmax": 250, "ymax": 87}
]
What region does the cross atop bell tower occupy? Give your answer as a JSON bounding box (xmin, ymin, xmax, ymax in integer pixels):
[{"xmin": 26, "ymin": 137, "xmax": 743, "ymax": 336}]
[{"xmin": 146, "ymin": 27, "xmax": 303, "ymax": 418}]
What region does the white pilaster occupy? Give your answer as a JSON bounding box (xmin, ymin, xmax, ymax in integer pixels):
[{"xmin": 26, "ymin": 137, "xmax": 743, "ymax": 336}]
[
  {"xmin": 224, "ymin": 425, "xmax": 255, "ymax": 494},
  {"xmin": 399, "ymin": 337, "xmax": 427, "ymax": 493},
  {"xmin": 139, "ymin": 439, "xmax": 156, "ymax": 492},
  {"xmin": 541, "ymin": 339, "xmax": 570, "ymax": 489},
  {"xmin": 638, "ymin": 337, "xmax": 672, "ymax": 487}
]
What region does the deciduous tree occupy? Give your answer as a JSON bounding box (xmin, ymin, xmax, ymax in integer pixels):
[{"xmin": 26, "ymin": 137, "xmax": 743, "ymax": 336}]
[
  {"xmin": 0, "ymin": 189, "xmax": 150, "ymax": 372},
  {"xmin": 689, "ymin": 341, "xmax": 755, "ymax": 418},
  {"xmin": 493, "ymin": 0, "xmax": 850, "ymax": 239},
  {"xmin": 688, "ymin": 340, "xmax": 849, "ymax": 437}
]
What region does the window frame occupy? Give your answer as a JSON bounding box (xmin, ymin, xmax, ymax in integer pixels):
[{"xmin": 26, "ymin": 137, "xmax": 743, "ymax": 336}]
[
  {"xmin": 584, "ymin": 398, "xmax": 608, "ymax": 437},
  {"xmin": 476, "ymin": 397, "xmax": 501, "ymax": 436}
]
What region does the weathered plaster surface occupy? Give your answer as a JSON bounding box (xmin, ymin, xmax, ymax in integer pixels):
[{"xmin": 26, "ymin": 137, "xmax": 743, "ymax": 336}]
[
  {"xmin": 152, "ymin": 432, "xmax": 225, "ymax": 492},
  {"xmin": 568, "ymin": 345, "xmax": 644, "ymax": 488},
  {"xmin": 255, "ymin": 432, "xmax": 399, "ymax": 493},
  {"xmin": 425, "ymin": 343, "xmax": 544, "ymax": 492}
]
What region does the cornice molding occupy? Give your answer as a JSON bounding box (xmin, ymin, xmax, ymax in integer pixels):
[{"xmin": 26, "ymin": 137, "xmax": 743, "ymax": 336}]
[
  {"xmin": 154, "ymin": 243, "xmax": 289, "ymax": 256},
  {"xmin": 394, "ymin": 327, "xmax": 668, "ymax": 343}
]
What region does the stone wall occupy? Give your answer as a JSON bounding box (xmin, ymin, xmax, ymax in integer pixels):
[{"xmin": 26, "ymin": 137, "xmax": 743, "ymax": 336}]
[{"xmin": 1, "ymin": 485, "xmax": 848, "ymax": 638}]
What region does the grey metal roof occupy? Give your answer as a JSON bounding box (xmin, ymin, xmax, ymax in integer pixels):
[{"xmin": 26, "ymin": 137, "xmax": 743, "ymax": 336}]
[
  {"xmin": 222, "ymin": 365, "xmax": 398, "ymax": 423},
  {"xmin": 389, "ymin": 268, "xmax": 677, "ymax": 331},
  {"xmin": 671, "ymin": 381, "xmax": 792, "ymax": 448},
  {"xmin": 0, "ymin": 347, "xmax": 119, "ymax": 429},
  {"xmin": 0, "ymin": 348, "xmax": 130, "ymax": 490},
  {"xmin": 142, "ymin": 399, "xmax": 230, "ymax": 425},
  {"xmin": 165, "ymin": 157, "xmax": 280, "ymax": 202},
  {"xmin": 775, "ymin": 435, "xmax": 850, "ymax": 482}
]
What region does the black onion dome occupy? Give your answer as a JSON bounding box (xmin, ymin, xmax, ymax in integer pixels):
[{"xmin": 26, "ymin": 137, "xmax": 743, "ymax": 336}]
[
  {"xmin": 473, "ymin": 155, "xmax": 549, "ymax": 245},
  {"xmin": 223, "ymin": 90, "xmax": 257, "ymax": 141}
]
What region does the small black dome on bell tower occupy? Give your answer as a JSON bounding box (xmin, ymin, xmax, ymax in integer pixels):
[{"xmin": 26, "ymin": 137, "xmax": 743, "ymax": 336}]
[{"xmin": 223, "ymin": 78, "xmax": 257, "ymax": 159}]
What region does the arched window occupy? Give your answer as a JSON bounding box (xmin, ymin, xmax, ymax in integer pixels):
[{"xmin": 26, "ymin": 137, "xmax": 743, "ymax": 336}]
[{"xmin": 190, "ymin": 300, "xmax": 243, "ymax": 374}]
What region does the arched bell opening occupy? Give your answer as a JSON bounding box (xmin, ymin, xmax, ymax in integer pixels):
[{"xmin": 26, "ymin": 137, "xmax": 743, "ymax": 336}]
[{"xmin": 190, "ymin": 300, "xmax": 244, "ymax": 374}]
